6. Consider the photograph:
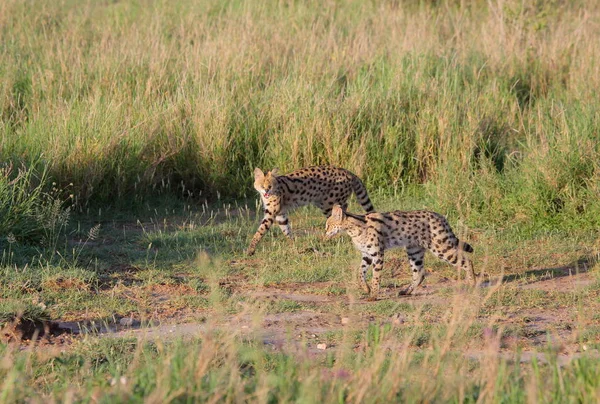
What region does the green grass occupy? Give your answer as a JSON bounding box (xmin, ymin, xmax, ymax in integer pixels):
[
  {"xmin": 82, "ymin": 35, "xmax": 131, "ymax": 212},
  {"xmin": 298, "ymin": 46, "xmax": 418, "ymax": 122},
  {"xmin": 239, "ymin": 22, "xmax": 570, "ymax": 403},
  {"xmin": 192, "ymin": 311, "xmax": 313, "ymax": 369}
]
[
  {"xmin": 2, "ymin": 0, "xmax": 600, "ymax": 401},
  {"xmin": 0, "ymin": 198, "xmax": 598, "ymax": 401},
  {"xmin": 0, "ymin": 300, "xmax": 50, "ymax": 327},
  {"xmin": 1, "ymin": 0, "xmax": 600, "ymax": 232},
  {"xmin": 4, "ymin": 321, "xmax": 600, "ymax": 402}
]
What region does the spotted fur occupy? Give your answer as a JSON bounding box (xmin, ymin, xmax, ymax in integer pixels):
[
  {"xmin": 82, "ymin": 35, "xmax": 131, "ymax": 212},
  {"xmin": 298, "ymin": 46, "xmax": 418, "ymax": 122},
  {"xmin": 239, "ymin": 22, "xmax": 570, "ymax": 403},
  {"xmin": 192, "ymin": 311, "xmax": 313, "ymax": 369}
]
[
  {"xmin": 246, "ymin": 166, "xmax": 374, "ymax": 255},
  {"xmin": 325, "ymin": 205, "xmax": 475, "ymax": 299}
]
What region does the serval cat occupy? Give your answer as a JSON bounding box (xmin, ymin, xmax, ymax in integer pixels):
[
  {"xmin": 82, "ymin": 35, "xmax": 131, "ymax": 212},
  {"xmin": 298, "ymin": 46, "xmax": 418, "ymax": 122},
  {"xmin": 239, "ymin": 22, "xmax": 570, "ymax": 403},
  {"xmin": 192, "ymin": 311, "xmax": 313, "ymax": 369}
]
[
  {"xmin": 246, "ymin": 166, "xmax": 374, "ymax": 255},
  {"xmin": 325, "ymin": 205, "xmax": 476, "ymax": 299}
]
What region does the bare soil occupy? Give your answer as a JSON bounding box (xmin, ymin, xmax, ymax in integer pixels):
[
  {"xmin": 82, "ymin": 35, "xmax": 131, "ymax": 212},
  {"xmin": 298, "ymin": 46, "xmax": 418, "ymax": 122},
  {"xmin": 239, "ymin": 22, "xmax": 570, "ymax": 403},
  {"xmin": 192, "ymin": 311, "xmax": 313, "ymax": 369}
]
[{"xmin": 22, "ymin": 264, "xmax": 595, "ymax": 365}]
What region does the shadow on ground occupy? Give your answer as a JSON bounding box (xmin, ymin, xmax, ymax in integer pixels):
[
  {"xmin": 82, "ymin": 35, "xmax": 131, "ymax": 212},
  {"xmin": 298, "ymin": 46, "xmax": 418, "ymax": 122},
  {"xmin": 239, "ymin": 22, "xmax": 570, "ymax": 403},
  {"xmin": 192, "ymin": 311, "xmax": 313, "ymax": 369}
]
[{"xmin": 500, "ymin": 255, "xmax": 598, "ymax": 284}]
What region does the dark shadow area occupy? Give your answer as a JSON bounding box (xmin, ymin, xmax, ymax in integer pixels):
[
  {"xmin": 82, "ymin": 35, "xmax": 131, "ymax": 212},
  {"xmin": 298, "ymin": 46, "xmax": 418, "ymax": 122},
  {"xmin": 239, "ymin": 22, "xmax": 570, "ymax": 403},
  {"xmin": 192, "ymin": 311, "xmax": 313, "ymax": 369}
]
[
  {"xmin": 56, "ymin": 317, "xmax": 167, "ymax": 336},
  {"xmin": 3, "ymin": 199, "xmax": 256, "ymax": 280},
  {"xmin": 0, "ymin": 200, "xmax": 254, "ymax": 346},
  {"xmin": 499, "ymin": 255, "xmax": 597, "ymax": 284},
  {"xmin": 1, "ymin": 317, "xmax": 72, "ymax": 344},
  {"xmin": 473, "ymin": 117, "xmax": 510, "ymax": 173}
]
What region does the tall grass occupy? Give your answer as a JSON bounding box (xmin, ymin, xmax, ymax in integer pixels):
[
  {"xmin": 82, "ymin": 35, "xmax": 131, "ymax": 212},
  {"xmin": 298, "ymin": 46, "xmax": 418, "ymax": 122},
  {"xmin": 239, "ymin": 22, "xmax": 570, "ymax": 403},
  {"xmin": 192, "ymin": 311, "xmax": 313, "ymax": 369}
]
[
  {"xmin": 0, "ymin": 163, "xmax": 70, "ymax": 245},
  {"xmin": 1, "ymin": 292, "xmax": 599, "ymax": 402},
  {"xmin": 1, "ymin": 0, "xmax": 599, "ymax": 228}
]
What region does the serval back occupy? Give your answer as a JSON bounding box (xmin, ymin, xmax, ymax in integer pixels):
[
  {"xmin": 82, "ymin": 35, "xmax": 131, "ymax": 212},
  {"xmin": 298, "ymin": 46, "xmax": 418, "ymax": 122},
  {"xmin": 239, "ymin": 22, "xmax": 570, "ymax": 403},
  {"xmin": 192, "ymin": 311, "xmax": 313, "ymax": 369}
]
[
  {"xmin": 246, "ymin": 166, "xmax": 374, "ymax": 255},
  {"xmin": 325, "ymin": 205, "xmax": 475, "ymax": 299}
]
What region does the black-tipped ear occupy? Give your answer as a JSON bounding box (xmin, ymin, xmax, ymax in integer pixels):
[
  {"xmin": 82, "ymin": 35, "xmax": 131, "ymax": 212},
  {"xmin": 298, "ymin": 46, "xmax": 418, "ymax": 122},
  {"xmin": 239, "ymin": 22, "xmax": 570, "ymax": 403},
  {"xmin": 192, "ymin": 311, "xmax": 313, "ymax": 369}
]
[
  {"xmin": 254, "ymin": 168, "xmax": 265, "ymax": 181},
  {"xmin": 331, "ymin": 205, "xmax": 344, "ymax": 221}
]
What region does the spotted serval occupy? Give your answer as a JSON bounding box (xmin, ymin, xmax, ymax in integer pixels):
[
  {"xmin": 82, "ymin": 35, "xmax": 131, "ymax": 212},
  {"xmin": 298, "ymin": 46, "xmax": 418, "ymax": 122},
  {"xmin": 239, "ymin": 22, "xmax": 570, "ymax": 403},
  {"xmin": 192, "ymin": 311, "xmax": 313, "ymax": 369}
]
[
  {"xmin": 246, "ymin": 166, "xmax": 374, "ymax": 255},
  {"xmin": 325, "ymin": 205, "xmax": 476, "ymax": 299}
]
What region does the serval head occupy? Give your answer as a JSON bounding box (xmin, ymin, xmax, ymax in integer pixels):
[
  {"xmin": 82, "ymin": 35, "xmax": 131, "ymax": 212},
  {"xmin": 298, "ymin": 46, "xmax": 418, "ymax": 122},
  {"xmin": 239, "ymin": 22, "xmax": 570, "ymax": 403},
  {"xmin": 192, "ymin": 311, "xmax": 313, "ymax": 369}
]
[
  {"xmin": 325, "ymin": 205, "xmax": 346, "ymax": 238},
  {"xmin": 253, "ymin": 168, "xmax": 280, "ymax": 199}
]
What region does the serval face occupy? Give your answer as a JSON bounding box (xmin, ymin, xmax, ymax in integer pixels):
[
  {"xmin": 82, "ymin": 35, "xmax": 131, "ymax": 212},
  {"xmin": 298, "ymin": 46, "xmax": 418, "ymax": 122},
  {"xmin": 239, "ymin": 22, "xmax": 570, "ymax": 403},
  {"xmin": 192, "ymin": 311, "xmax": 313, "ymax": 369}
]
[
  {"xmin": 325, "ymin": 206, "xmax": 345, "ymax": 238},
  {"xmin": 253, "ymin": 168, "xmax": 280, "ymax": 199}
]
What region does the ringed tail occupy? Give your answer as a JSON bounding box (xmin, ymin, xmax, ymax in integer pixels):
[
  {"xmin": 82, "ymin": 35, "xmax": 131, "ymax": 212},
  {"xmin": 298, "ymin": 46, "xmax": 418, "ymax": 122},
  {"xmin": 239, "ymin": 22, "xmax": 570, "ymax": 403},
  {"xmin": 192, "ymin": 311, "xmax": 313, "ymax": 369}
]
[
  {"xmin": 458, "ymin": 240, "xmax": 474, "ymax": 253},
  {"xmin": 352, "ymin": 176, "xmax": 375, "ymax": 213}
]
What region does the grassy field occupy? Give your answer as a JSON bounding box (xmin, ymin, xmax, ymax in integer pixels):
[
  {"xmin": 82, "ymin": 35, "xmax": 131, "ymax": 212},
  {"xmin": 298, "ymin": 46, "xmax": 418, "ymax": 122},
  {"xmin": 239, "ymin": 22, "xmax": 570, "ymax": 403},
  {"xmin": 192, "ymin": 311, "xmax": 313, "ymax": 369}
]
[
  {"xmin": 1, "ymin": 198, "xmax": 600, "ymax": 402},
  {"xmin": 2, "ymin": 0, "xmax": 600, "ymax": 402}
]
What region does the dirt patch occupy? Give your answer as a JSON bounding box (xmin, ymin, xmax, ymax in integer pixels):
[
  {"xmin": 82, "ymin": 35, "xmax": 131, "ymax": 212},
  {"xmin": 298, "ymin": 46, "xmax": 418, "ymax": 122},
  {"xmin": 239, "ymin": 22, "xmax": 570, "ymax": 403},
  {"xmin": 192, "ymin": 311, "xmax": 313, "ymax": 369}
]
[
  {"xmin": 1, "ymin": 319, "xmax": 74, "ymax": 346},
  {"xmin": 102, "ymin": 310, "xmax": 354, "ymax": 356},
  {"xmin": 501, "ymin": 256, "xmax": 597, "ymax": 285},
  {"xmin": 260, "ymin": 311, "xmax": 343, "ymax": 333},
  {"xmin": 14, "ymin": 262, "xmax": 598, "ymax": 357},
  {"xmin": 41, "ymin": 277, "xmax": 91, "ymax": 291},
  {"xmin": 250, "ymin": 290, "xmax": 332, "ymax": 303},
  {"xmin": 144, "ymin": 283, "xmax": 199, "ymax": 296},
  {"xmin": 219, "ymin": 273, "xmax": 251, "ymax": 289},
  {"xmin": 519, "ymin": 272, "xmax": 596, "ymax": 292},
  {"xmin": 512, "ymin": 308, "xmax": 574, "ymax": 347}
]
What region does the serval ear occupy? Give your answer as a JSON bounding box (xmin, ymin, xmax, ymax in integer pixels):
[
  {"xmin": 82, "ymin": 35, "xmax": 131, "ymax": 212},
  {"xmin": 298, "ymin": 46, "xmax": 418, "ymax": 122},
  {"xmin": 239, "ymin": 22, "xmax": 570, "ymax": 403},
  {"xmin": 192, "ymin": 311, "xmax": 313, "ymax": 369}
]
[
  {"xmin": 268, "ymin": 168, "xmax": 279, "ymax": 178},
  {"xmin": 331, "ymin": 205, "xmax": 345, "ymax": 221},
  {"xmin": 254, "ymin": 168, "xmax": 265, "ymax": 181}
]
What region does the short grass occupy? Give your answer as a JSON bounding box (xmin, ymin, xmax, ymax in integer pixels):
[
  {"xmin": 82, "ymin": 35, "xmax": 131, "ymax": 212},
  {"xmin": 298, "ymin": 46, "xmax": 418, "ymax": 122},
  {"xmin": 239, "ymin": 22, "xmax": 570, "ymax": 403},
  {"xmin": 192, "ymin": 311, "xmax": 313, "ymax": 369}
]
[{"xmin": 1, "ymin": 197, "xmax": 599, "ymax": 401}]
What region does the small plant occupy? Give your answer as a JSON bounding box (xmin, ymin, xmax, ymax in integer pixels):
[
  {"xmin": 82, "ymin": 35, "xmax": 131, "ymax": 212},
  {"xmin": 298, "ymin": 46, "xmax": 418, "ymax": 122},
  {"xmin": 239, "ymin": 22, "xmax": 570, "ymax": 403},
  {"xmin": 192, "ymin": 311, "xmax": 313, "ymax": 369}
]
[
  {"xmin": 57, "ymin": 223, "xmax": 101, "ymax": 269},
  {"xmin": 0, "ymin": 300, "xmax": 51, "ymax": 343},
  {"xmin": 0, "ymin": 163, "xmax": 71, "ymax": 250},
  {"xmin": 0, "ymin": 301, "xmax": 50, "ymax": 327},
  {"xmin": 36, "ymin": 191, "xmax": 71, "ymax": 255},
  {"xmin": 0, "ymin": 162, "xmax": 47, "ymax": 242}
]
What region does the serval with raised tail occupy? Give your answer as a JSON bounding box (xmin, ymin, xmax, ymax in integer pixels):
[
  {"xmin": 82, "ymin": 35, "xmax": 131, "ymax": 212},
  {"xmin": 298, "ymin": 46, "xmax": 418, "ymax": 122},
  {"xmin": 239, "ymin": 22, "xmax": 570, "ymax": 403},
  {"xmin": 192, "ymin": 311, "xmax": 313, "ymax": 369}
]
[
  {"xmin": 246, "ymin": 166, "xmax": 374, "ymax": 255},
  {"xmin": 325, "ymin": 205, "xmax": 476, "ymax": 299}
]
